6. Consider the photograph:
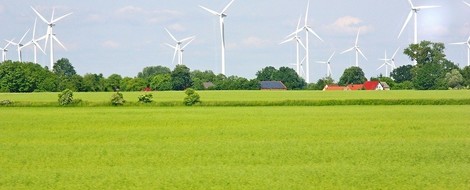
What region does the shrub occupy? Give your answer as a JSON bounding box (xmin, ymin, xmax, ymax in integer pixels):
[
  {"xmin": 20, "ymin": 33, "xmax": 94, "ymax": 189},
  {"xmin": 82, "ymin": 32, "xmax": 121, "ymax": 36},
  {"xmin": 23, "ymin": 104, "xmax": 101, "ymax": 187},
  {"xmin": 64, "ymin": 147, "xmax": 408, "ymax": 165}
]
[
  {"xmin": 138, "ymin": 94, "xmax": 153, "ymax": 103},
  {"xmin": 183, "ymin": 88, "xmax": 200, "ymax": 106},
  {"xmin": 0, "ymin": 100, "xmax": 13, "ymax": 106},
  {"xmin": 58, "ymin": 89, "xmax": 74, "ymax": 106},
  {"xmin": 111, "ymin": 92, "xmax": 125, "ymax": 106}
]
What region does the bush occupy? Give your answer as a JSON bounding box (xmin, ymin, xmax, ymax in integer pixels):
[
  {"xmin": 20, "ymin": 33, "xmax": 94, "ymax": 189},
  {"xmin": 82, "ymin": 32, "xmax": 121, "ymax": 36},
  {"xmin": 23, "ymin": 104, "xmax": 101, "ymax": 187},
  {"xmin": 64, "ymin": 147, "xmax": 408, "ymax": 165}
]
[
  {"xmin": 138, "ymin": 93, "xmax": 153, "ymax": 103},
  {"xmin": 0, "ymin": 100, "xmax": 13, "ymax": 106},
  {"xmin": 183, "ymin": 88, "xmax": 200, "ymax": 106},
  {"xmin": 111, "ymin": 92, "xmax": 126, "ymax": 106},
  {"xmin": 58, "ymin": 89, "xmax": 74, "ymax": 106}
]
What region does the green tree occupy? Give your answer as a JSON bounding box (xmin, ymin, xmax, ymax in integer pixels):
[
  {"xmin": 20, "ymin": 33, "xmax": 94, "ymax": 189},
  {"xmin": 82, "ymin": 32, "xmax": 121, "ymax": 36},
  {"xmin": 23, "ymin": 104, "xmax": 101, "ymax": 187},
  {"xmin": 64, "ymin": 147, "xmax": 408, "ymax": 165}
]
[
  {"xmin": 137, "ymin": 66, "xmax": 171, "ymax": 81},
  {"xmin": 256, "ymin": 66, "xmax": 305, "ymax": 90},
  {"xmin": 391, "ymin": 65, "xmax": 413, "ymax": 83},
  {"xmin": 256, "ymin": 66, "xmax": 277, "ymax": 81},
  {"xmin": 122, "ymin": 78, "xmax": 147, "ymax": 91},
  {"xmin": 310, "ymin": 77, "xmax": 334, "ymax": 90},
  {"xmin": 106, "ymin": 74, "xmax": 123, "ymax": 91},
  {"xmin": 338, "ymin": 66, "xmax": 367, "ymax": 86},
  {"xmin": 83, "ymin": 73, "xmax": 106, "ymax": 92},
  {"xmin": 171, "ymin": 65, "xmax": 192, "ymax": 90},
  {"xmin": 404, "ymin": 41, "xmax": 446, "ymax": 65},
  {"xmin": 445, "ymin": 69, "xmax": 464, "ymax": 89},
  {"xmin": 0, "ymin": 61, "xmax": 57, "ymax": 92},
  {"xmin": 53, "ymin": 58, "xmax": 76, "ymax": 77},
  {"xmin": 151, "ymin": 74, "xmax": 172, "ymax": 91},
  {"xmin": 412, "ymin": 62, "xmax": 443, "ymax": 90},
  {"xmin": 461, "ymin": 66, "xmax": 470, "ymax": 87}
]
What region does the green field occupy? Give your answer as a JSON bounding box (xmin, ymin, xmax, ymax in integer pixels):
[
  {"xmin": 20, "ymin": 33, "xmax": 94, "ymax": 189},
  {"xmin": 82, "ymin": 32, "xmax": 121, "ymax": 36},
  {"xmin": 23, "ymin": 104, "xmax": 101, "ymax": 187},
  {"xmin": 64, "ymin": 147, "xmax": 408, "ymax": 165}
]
[
  {"xmin": 1, "ymin": 105, "xmax": 470, "ymax": 189},
  {"xmin": 1, "ymin": 90, "xmax": 470, "ymax": 105}
]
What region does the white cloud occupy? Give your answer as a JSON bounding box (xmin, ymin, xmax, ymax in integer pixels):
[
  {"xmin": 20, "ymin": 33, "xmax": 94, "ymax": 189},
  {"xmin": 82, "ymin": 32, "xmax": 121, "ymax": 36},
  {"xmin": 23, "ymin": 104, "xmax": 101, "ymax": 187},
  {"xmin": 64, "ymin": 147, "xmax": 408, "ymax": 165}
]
[
  {"xmin": 101, "ymin": 40, "xmax": 121, "ymax": 49},
  {"xmin": 326, "ymin": 16, "xmax": 373, "ymax": 34}
]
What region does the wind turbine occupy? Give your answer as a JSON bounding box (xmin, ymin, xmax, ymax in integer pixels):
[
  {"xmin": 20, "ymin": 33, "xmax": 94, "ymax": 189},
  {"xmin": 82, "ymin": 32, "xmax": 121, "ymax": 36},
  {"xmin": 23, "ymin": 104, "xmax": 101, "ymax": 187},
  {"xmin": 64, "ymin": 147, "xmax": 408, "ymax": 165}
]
[
  {"xmin": 341, "ymin": 29, "xmax": 368, "ymax": 67},
  {"xmin": 377, "ymin": 51, "xmax": 393, "ymax": 77},
  {"xmin": 397, "ymin": 0, "xmax": 440, "ymax": 44},
  {"xmin": 23, "ymin": 18, "xmax": 46, "ymax": 64},
  {"xmin": 199, "ymin": 0, "xmax": 235, "ymax": 75},
  {"xmin": 287, "ymin": 0, "xmax": 323, "ymax": 83},
  {"xmin": 389, "ymin": 47, "xmax": 400, "ymax": 69},
  {"xmin": 450, "ymin": 34, "xmax": 470, "ymax": 66},
  {"xmin": 179, "ymin": 38, "xmax": 195, "ymax": 65},
  {"xmin": 281, "ymin": 16, "xmax": 306, "ymax": 76},
  {"xmin": 164, "ymin": 28, "xmax": 194, "ymax": 65},
  {"xmin": 31, "ymin": 7, "xmax": 72, "ymax": 70},
  {"xmin": 6, "ymin": 29, "xmax": 30, "ymax": 62},
  {"xmin": 316, "ymin": 51, "xmax": 335, "ymax": 78},
  {"xmin": 0, "ymin": 40, "xmax": 13, "ymax": 62}
]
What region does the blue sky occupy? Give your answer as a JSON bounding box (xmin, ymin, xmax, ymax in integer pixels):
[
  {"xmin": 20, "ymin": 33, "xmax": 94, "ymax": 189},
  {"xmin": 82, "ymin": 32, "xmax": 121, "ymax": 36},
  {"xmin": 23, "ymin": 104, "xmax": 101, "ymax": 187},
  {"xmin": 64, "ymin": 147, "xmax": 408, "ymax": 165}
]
[{"xmin": 0, "ymin": 0, "xmax": 469, "ymax": 82}]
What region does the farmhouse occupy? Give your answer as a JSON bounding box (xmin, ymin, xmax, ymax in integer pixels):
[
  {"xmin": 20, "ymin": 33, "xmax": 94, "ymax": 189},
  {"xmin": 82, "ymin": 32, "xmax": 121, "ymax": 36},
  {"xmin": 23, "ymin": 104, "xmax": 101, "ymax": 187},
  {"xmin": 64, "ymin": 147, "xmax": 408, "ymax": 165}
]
[
  {"xmin": 323, "ymin": 81, "xmax": 390, "ymax": 91},
  {"xmin": 260, "ymin": 81, "xmax": 287, "ymax": 90}
]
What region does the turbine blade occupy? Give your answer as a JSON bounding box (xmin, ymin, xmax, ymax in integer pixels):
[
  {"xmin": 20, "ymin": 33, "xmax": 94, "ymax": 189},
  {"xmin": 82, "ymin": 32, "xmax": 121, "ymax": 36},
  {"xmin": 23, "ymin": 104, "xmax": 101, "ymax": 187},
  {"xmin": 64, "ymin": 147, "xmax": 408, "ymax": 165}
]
[
  {"xmin": 392, "ymin": 47, "xmax": 400, "ymax": 58},
  {"xmin": 52, "ymin": 35, "xmax": 67, "ymax": 50},
  {"xmin": 5, "ymin": 40, "xmax": 17, "ymax": 46},
  {"xmin": 296, "ymin": 16, "xmax": 302, "ymax": 30},
  {"xmin": 357, "ymin": 48, "xmax": 368, "ymax": 61},
  {"xmin": 199, "ymin": 5, "xmax": 220, "ymax": 16},
  {"xmin": 328, "ymin": 51, "xmax": 336, "ymax": 62},
  {"xmin": 51, "ymin": 8, "xmax": 55, "ymax": 21},
  {"xmin": 450, "ymin": 42, "xmax": 467, "ymax": 45},
  {"xmin": 286, "ymin": 28, "xmax": 304, "ymax": 39},
  {"xmin": 164, "ymin": 28, "xmax": 178, "ymax": 42},
  {"xmin": 355, "ymin": 29, "xmax": 360, "ymax": 45},
  {"xmin": 280, "ymin": 37, "xmax": 295, "ymax": 44},
  {"xmin": 377, "ymin": 63, "xmax": 386, "ymax": 70},
  {"xmin": 52, "ymin": 12, "xmax": 73, "ymax": 23},
  {"xmin": 181, "ymin": 36, "xmax": 194, "ymax": 43},
  {"xmin": 306, "ymin": 27, "xmax": 323, "ymax": 42},
  {"xmin": 304, "ymin": 0, "xmax": 310, "ymax": 25},
  {"xmin": 407, "ymin": 0, "xmax": 414, "ymax": 7},
  {"xmin": 32, "ymin": 18, "xmax": 37, "ymax": 38},
  {"xmin": 181, "ymin": 38, "xmax": 195, "ymax": 49},
  {"xmin": 222, "ymin": 0, "xmax": 235, "ymax": 14},
  {"xmin": 34, "ymin": 41, "xmax": 46, "ymax": 54},
  {"xmin": 398, "ymin": 11, "xmax": 413, "ymax": 39},
  {"xmin": 341, "ymin": 47, "xmax": 354, "ymax": 54},
  {"xmin": 296, "ymin": 38, "xmax": 306, "ymax": 49},
  {"xmin": 465, "ymin": 1, "xmax": 470, "ymax": 7},
  {"xmin": 19, "ymin": 29, "xmax": 31, "ymax": 44},
  {"xmin": 415, "ymin": 6, "xmax": 440, "ymax": 9},
  {"xmin": 31, "ymin": 7, "xmax": 49, "ymax": 24}
]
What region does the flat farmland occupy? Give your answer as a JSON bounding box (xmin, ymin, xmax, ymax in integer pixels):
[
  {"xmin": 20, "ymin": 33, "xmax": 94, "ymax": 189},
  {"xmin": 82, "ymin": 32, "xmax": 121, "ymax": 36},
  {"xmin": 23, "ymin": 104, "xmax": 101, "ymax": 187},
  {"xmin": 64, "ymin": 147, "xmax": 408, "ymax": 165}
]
[
  {"xmin": 0, "ymin": 90, "xmax": 469, "ymax": 104},
  {"xmin": 1, "ymin": 106, "xmax": 469, "ymax": 189}
]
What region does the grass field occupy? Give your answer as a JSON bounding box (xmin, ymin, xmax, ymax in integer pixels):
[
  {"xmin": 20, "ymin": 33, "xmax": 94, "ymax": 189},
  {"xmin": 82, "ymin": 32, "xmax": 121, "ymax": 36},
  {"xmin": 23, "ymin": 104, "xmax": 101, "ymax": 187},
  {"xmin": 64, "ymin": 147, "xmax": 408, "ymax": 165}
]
[
  {"xmin": 1, "ymin": 106, "xmax": 469, "ymax": 189},
  {"xmin": 1, "ymin": 90, "xmax": 470, "ymax": 105}
]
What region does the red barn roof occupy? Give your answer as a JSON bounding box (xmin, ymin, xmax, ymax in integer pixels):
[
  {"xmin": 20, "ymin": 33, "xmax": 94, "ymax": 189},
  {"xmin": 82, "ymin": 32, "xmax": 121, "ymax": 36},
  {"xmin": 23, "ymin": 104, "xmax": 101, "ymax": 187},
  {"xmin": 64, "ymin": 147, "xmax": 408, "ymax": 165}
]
[
  {"xmin": 347, "ymin": 84, "xmax": 364, "ymax": 90},
  {"xmin": 364, "ymin": 81, "xmax": 380, "ymax": 90}
]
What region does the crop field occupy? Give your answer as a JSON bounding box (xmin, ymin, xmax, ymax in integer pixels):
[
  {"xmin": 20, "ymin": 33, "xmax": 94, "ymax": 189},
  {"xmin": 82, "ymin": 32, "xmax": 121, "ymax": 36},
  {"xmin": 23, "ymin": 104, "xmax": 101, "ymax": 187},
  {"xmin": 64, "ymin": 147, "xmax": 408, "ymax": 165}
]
[
  {"xmin": 1, "ymin": 90, "xmax": 470, "ymax": 105},
  {"xmin": 1, "ymin": 105, "xmax": 470, "ymax": 189}
]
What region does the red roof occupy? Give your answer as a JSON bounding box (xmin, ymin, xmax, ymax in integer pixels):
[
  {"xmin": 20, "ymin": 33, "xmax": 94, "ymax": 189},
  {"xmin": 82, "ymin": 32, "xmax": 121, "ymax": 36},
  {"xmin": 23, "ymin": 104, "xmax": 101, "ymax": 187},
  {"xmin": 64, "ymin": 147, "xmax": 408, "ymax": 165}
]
[
  {"xmin": 364, "ymin": 81, "xmax": 380, "ymax": 90},
  {"xmin": 324, "ymin": 85, "xmax": 346, "ymax": 91},
  {"xmin": 347, "ymin": 84, "xmax": 364, "ymax": 90}
]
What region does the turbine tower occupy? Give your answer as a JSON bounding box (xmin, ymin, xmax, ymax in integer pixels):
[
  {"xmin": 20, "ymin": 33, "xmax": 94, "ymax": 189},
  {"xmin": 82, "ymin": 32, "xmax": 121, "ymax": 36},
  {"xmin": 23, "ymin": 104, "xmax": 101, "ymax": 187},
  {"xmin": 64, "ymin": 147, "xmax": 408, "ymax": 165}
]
[
  {"xmin": 316, "ymin": 51, "xmax": 335, "ymax": 78},
  {"xmin": 450, "ymin": 34, "xmax": 470, "ymax": 66},
  {"xmin": 32, "ymin": 7, "xmax": 72, "ymax": 70},
  {"xmin": 0, "ymin": 40, "xmax": 13, "ymax": 62},
  {"xmin": 377, "ymin": 51, "xmax": 393, "ymax": 77},
  {"xmin": 398, "ymin": 0, "xmax": 440, "ymax": 44},
  {"xmin": 199, "ymin": 0, "xmax": 235, "ymax": 75},
  {"xmin": 6, "ymin": 29, "xmax": 30, "ymax": 62},
  {"xmin": 281, "ymin": 16, "xmax": 306, "ymax": 77},
  {"xmin": 341, "ymin": 29, "xmax": 367, "ymax": 67},
  {"xmin": 24, "ymin": 18, "xmax": 46, "ymax": 64},
  {"xmin": 164, "ymin": 28, "xmax": 195, "ymax": 65}
]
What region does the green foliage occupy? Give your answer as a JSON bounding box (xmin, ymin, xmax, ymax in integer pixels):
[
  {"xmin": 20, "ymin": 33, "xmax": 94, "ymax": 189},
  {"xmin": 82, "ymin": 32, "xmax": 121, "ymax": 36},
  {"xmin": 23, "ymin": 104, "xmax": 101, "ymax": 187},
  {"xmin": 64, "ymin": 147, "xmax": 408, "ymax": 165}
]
[
  {"xmin": 111, "ymin": 92, "xmax": 125, "ymax": 106},
  {"xmin": 121, "ymin": 77, "xmax": 147, "ymax": 91},
  {"xmin": 0, "ymin": 99, "xmax": 13, "ymax": 106},
  {"xmin": 151, "ymin": 74, "xmax": 172, "ymax": 91},
  {"xmin": 137, "ymin": 66, "xmax": 171, "ymax": 81},
  {"xmin": 58, "ymin": 89, "xmax": 74, "ymax": 106},
  {"xmin": 445, "ymin": 69, "xmax": 464, "ymax": 89},
  {"xmin": 183, "ymin": 88, "xmax": 200, "ymax": 106},
  {"xmin": 82, "ymin": 73, "xmax": 106, "ymax": 92},
  {"xmin": 404, "ymin": 41, "xmax": 446, "ymax": 65},
  {"xmin": 138, "ymin": 93, "xmax": 153, "ymax": 103},
  {"xmin": 0, "ymin": 61, "xmax": 58, "ymax": 92},
  {"xmin": 391, "ymin": 65, "xmax": 413, "ymax": 83},
  {"xmin": 338, "ymin": 66, "xmax": 367, "ymax": 86},
  {"xmin": 460, "ymin": 66, "xmax": 470, "ymax": 87},
  {"xmin": 214, "ymin": 76, "xmax": 260, "ymax": 90},
  {"xmin": 171, "ymin": 65, "xmax": 192, "ymax": 91},
  {"xmin": 309, "ymin": 77, "xmax": 334, "ymax": 90},
  {"xmin": 53, "ymin": 58, "xmax": 76, "ymax": 77},
  {"xmin": 256, "ymin": 66, "xmax": 306, "ymax": 89},
  {"xmin": 106, "ymin": 74, "xmax": 123, "ymax": 91}
]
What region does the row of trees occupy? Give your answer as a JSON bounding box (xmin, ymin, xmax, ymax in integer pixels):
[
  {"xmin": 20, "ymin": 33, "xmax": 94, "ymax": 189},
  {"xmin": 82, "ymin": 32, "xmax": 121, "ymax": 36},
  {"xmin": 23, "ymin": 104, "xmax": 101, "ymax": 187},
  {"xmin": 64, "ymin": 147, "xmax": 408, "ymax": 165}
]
[{"xmin": 1, "ymin": 41, "xmax": 469, "ymax": 92}]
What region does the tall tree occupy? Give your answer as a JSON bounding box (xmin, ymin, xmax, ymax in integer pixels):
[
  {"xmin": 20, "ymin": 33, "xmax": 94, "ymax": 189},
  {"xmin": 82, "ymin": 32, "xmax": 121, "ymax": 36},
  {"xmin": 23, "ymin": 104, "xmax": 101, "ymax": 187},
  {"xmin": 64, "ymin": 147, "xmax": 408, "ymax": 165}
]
[
  {"xmin": 137, "ymin": 66, "xmax": 171, "ymax": 81},
  {"xmin": 391, "ymin": 65, "xmax": 413, "ymax": 83},
  {"xmin": 53, "ymin": 58, "xmax": 76, "ymax": 77},
  {"xmin": 338, "ymin": 66, "xmax": 367, "ymax": 86},
  {"xmin": 106, "ymin": 74, "xmax": 123, "ymax": 91},
  {"xmin": 171, "ymin": 65, "xmax": 192, "ymax": 90}
]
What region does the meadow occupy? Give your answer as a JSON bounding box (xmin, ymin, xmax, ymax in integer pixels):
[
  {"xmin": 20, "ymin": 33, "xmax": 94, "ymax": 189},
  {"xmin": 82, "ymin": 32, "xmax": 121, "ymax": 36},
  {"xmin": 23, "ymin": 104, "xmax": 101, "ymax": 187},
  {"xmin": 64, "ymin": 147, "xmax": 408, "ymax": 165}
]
[
  {"xmin": 1, "ymin": 105, "xmax": 470, "ymax": 189},
  {"xmin": 0, "ymin": 90, "xmax": 470, "ymax": 106}
]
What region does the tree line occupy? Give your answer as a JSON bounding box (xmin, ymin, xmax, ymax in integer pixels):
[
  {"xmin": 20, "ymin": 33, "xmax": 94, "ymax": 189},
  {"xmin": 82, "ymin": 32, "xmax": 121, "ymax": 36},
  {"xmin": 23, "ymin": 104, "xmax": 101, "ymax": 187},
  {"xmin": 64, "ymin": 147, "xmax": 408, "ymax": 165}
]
[{"xmin": 1, "ymin": 41, "xmax": 469, "ymax": 92}]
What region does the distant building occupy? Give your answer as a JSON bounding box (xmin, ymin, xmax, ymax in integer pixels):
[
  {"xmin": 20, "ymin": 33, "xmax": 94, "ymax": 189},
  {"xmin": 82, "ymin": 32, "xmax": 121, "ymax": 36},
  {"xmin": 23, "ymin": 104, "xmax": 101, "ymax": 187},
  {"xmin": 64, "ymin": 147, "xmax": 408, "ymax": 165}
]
[
  {"xmin": 324, "ymin": 81, "xmax": 390, "ymax": 91},
  {"xmin": 347, "ymin": 84, "xmax": 364, "ymax": 90},
  {"xmin": 323, "ymin": 85, "xmax": 347, "ymax": 91},
  {"xmin": 380, "ymin": 82, "xmax": 390, "ymax": 90},
  {"xmin": 260, "ymin": 81, "xmax": 287, "ymax": 90},
  {"xmin": 203, "ymin": 82, "xmax": 215, "ymax": 89}
]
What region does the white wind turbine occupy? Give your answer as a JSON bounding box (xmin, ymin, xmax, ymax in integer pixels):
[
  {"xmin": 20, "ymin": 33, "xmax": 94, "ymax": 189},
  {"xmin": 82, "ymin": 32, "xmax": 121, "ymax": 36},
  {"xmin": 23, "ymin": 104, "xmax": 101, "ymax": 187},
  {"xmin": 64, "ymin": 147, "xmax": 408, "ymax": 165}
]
[
  {"xmin": 0, "ymin": 40, "xmax": 13, "ymax": 62},
  {"xmin": 288, "ymin": 0, "xmax": 323, "ymax": 83},
  {"xmin": 377, "ymin": 51, "xmax": 393, "ymax": 77},
  {"xmin": 6, "ymin": 29, "xmax": 30, "ymax": 62},
  {"xmin": 23, "ymin": 18, "xmax": 46, "ymax": 64},
  {"xmin": 164, "ymin": 28, "xmax": 195, "ymax": 65},
  {"xmin": 450, "ymin": 34, "xmax": 470, "ymax": 66},
  {"xmin": 464, "ymin": 1, "xmax": 470, "ymax": 7},
  {"xmin": 397, "ymin": 0, "xmax": 440, "ymax": 44},
  {"xmin": 281, "ymin": 16, "xmax": 306, "ymax": 77},
  {"xmin": 341, "ymin": 29, "xmax": 368, "ymax": 67},
  {"xmin": 199, "ymin": 0, "xmax": 235, "ymax": 75},
  {"xmin": 389, "ymin": 47, "xmax": 401, "ymax": 69},
  {"xmin": 316, "ymin": 52, "xmax": 335, "ymax": 78},
  {"xmin": 31, "ymin": 7, "xmax": 72, "ymax": 70}
]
